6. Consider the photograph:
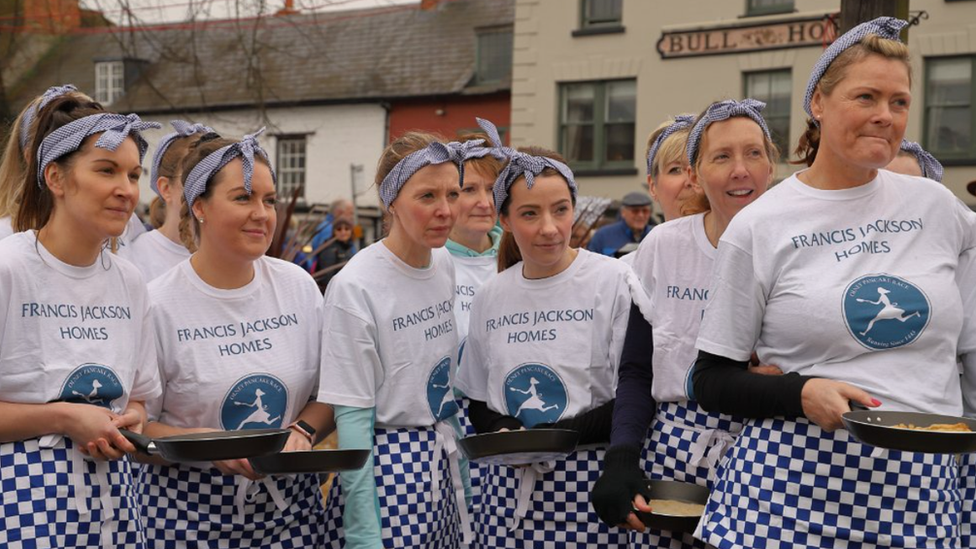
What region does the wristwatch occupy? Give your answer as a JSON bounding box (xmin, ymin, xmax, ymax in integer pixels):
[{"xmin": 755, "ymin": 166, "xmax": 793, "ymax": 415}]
[{"xmin": 288, "ymin": 419, "xmax": 316, "ymax": 444}]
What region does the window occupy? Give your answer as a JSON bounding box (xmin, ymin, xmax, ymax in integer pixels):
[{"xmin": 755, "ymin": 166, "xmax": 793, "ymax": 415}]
[
  {"xmin": 925, "ymin": 57, "xmax": 974, "ymax": 161},
  {"xmin": 276, "ymin": 136, "xmax": 307, "ymax": 199},
  {"xmin": 744, "ymin": 70, "xmax": 791, "ymax": 162},
  {"xmin": 95, "ymin": 61, "xmax": 124, "ymax": 105},
  {"xmin": 581, "ymin": 0, "xmax": 621, "ymax": 29},
  {"xmin": 745, "ymin": 0, "xmax": 794, "ymax": 16},
  {"xmin": 475, "ymin": 27, "xmax": 513, "ymax": 85},
  {"xmin": 559, "ymin": 79, "xmax": 636, "ymax": 172}
]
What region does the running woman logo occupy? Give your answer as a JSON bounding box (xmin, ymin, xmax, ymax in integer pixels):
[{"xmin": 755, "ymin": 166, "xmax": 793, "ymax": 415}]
[
  {"xmin": 843, "ymin": 274, "xmax": 930, "ymax": 350},
  {"xmin": 58, "ymin": 363, "xmax": 124, "ymax": 412},
  {"xmin": 220, "ymin": 373, "xmax": 289, "ymax": 430},
  {"xmin": 427, "ymin": 356, "xmax": 459, "ymax": 421},
  {"xmin": 504, "ymin": 363, "xmax": 567, "ymax": 427}
]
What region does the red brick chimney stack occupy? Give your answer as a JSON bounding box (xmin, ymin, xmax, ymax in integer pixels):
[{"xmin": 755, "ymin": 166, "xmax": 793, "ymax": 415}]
[{"xmin": 420, "ymin": 0, "xmax": 442, "ymax": 11}]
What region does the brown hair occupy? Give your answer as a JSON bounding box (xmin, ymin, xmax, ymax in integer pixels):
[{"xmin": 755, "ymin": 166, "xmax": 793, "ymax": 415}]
[
  {"xmin": 176, "ymin": 134, "xmax": 236, "ymax": 251},
  {"xmin": 0, "ymin": 105, "xmax": 33, "ymax": 221},
  {"xmin": 497, "ymin": 146, "xmax": 576, "ymax": 272},
  {"xmin": 794, "ymin": 34, "xmax": 912, "ymax": 166},
  {"xmin": 16, "ymin": 95, "xmax": 106, "ymax": 232},
  {"xmin": 457, "ymin": 131, "xmax": 504, "ymax": 182},
  {"xmin": 685, "ymin": 103, "xmax": 780, "ymax": 216},
  {"xmin": 149, "ymin": 134, "xmax": 197, "ymax": 229}
]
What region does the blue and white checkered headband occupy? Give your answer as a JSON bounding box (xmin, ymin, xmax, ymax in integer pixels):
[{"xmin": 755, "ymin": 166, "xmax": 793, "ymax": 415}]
[
  {"xmin": 150, "ymin": 120, "xmax": 215, "ymax": 195},
  {"xmin": 899, "ymin": 139, "xmax": 944, "ymax": 182},
  {"xmin": 182, "ymin": 127, "xmax": 276, "ymax": 211},
  {"xmin": 647, "ymin": 115, "xmax": 695, "ymax": 177},
  {"xmin": 475, "ymin": 117, "xmax": 516, "ymax": 160},
  {"xmin": 687, "ymin": 99, "xmax": 771, "ymax": 165},
  {"xmin": 19, "ymin": 84, "xmax": 79, "ymax": 152},
  {"xmin": 36, "ymin": 112, "xmax": 160, "ymax": 189},
  {"xmin": 378, "ymin": 141, "xmax": 466, "ymax": 209},
  {"xmin": 803, "ymin": 16, "xmax": 908, "ymax": 123},
  {"xmin": 493, "ymin": 151, "xmax": 578, "ymax": 216}
]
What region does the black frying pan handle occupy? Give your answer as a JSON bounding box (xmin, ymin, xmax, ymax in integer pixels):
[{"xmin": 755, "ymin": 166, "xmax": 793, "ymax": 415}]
[
  {"xmin": 119, "ymin": 429, "xmax": 155, "ymax": 454},
  {"xmin": 848, "ymin": 401, "xmax": 869, "ymax": 412}
]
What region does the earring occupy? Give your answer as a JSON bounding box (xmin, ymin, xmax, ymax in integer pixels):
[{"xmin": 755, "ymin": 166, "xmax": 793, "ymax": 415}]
[{"xmin": 198, "ymin": 217, "xmax": 204, "ymax": 223}]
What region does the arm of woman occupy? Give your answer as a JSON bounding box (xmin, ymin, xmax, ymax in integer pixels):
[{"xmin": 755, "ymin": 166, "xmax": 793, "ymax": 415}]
[
  {"xmin": 284, "ymin": 401, "xmax": 336, "ymax": 451},
  {"xmin": 0, "ymin": 401, "xmax": 128, "ymax": 455},
  {"xmin": 334, "ymin": 404, "xmax": 383, "ymax": 549}
]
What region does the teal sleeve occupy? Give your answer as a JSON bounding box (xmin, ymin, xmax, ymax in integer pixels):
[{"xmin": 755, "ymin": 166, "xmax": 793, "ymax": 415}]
[
  {"xmin": 334, "ymin": 405, "xmax": 382, "ymax": 549},
  {"xmin": 447, "ymin": 413, "xmax": 472, "ymax": 506}
]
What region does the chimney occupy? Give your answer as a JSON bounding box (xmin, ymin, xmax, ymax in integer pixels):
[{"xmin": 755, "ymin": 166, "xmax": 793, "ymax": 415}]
[
  {"xmin": 420, "ymin": 0, "xmax": 441, "ymax": 11},
  {"xmin": 276, "ymin": 0, "xmax": 298, "ymax": 16},
  {"xmin": 23, "ymin": 0, "xmax": 81, "ymax": 33}
]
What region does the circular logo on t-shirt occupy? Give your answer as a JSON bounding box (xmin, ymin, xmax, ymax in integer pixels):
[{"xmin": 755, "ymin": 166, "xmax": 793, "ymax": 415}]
[
  {"xmin": 427, "ymin": 356, "xmax": 458, "ymax": 421},
  {"xmin": 842, "ymin": 274, "xmax": 930, "ymax": 350},
  {"xmin": 58, "ymin": 363, "xmax": 124, "ymax": 412},
  {"xmin": 504, "ymin": 363, "xmax": 567, "ymax": 427},
  {"xmin": 220, "ymin": 373, "xmax": 289, "ymax": 430}
]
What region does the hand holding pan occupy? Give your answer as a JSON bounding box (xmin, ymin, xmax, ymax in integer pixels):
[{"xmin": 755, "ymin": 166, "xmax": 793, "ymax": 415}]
[{"xmin": 120, "ymin": 428, "xmax": 290, "ymax": 463}]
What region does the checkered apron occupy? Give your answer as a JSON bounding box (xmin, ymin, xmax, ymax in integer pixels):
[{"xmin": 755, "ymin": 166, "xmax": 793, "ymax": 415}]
[
  {"xmin": 960, "ymin": 453, "xmax": 976, "ymax": 548},
  {"xmin": 457, "ymin": 396, "xmax": 484, "ymax": 513},
  {"xmin": 0, "ymin": 436, "xmax": 145, "ymax": 549},
  {"xmin": 137, "ymin": 462, "xmax": 325, "ymax": 548},
  {"xmin": 320, "ymin": 424, "xmax": 467, "ymax": 548},
  {"xmin": 473, "ymin": 444, "xmax": 629, "ymax": 549},
  {"xmin": 696, "ymin": 417, "xmax": 961, "ymax": 549},
  {"xmin": 631, "ymin": 400, "xmax": 744, "ymax": 549}
]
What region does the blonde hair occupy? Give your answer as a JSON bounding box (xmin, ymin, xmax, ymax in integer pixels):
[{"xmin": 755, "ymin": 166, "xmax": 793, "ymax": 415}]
[
  {"xmin": 794, "ymin": 34, "xmax": 912, "ymax": 166},
  {"xmin": 645, "ymin": 119, "xmax": 692, "ymax": 183}
]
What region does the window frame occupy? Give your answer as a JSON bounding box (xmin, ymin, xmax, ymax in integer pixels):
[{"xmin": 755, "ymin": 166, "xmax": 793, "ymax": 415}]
[
  {"xmin": 923, "ymin": 55, "xmax": 976, "ymax": 164},
  {"xmin": 744, "ymin": 0, "xmax": 795, "ymax": 17},
  {"xmin": 578, "ymin": 0, "xmax": 623, "ymax": 30},
  {"xmin": 557, "ymin": 78, "xmax": 637, "ymax": 173},
  {"xmin": 474, "ymin": 25, "xmax": 513, "ymax": 86},
  {"xmin": 742, "ymin": 68, "xmax": 792, "ymax": 163},
  {"xmin": 275, "ymin": 135, "xmax": 308, "ymax": 200},
  {"xmin": 94, "ymin": 60, "xmax": 125, "ymax": 105}
]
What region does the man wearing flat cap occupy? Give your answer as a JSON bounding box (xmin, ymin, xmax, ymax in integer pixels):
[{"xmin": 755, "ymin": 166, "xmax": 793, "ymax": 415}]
[{"xmin": 587, "ymin": 191, "xmax": 654, "ymax": 257}]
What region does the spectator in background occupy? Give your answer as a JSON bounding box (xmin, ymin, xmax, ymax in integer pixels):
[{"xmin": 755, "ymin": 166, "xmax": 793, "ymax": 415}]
[
  {"xmin": 297, "ymin": 198, "xmax": 357, "ymax": 271},
  {"xmin": 587, "ymin": 191, "xmax": 654, "ymax": 257},
  {"xmin": 314, "ymin": 217, "xmax": 356, "ymax": 290}
]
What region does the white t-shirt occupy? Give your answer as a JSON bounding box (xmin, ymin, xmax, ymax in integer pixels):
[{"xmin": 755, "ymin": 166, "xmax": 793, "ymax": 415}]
[
  {"xmin": 120, "ymin": 230, "xmax": 190, "ymax": 283},
  {"xmin": 0, "ymin": 231, "xmax": 160, "ymax": 412},
  {"xmin": 630, "ymin": 213, "xmax": 713, "ymax": 403},
  {"xmin": 0, "ymin": 216, "xmax": 13, "ymax": 241},
  {"xmin": 451, "ymin": 254, "xmax": 497, "ymax": 353},
  {"xmin": 956, "ymin": 248, "xmax": 976, "ymax": 417},
  {"xmin": 317, "ymin": 242, "xmax": 459, "ymax": 428},
  {"xmin": 114, "ymin": 214, "xmax": 147, "ymax": 254},
  {"xmin": 456, "ymin": 249, "xmax": 632, "ymax": 427},
  {"xmin": 146, "ymin": 257, "xmax": 322, "ymax": 430},
  {"xmin": 697, "ymin": 170, "xmax": 976, "ymax": 416}
]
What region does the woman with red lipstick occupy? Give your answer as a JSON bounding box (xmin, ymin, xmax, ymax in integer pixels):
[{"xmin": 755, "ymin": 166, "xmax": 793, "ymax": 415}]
[
  {"xmin": 318, "ymin": 132, "xmax": 471, "ymax": 549},
  {"xmin": 691, "ymin": 18, "xmax": 975, "ymax": 548},
  {"xmin": 455, "ymin": 139, "xmax": 637, "ymax": 549},
  {"xmin": 136, "ymin": 131, "xmax": 333, "ymax": 548},
  {"xmin": 592, "ymin": 100, "xmax": 777, "ymax": 549},
  {"xmin": 0, "ymin": 95, "xmax": 162, "ymax": 548}
]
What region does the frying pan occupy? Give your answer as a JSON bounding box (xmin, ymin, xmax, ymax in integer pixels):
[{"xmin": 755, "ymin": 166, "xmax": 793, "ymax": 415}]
[
  {"xmin": 249, "ymin": 449, "xmax": 370, "ymax": 475},
  {"xmin": 458, "ymin": 429, "xmax": 579, "ymax": 466},
  {"xmin": 121, "ymin": 428, "xmax": 291, "ymax": 462},
  {"xmin": 842, "ymin": 410, "xmax": 976, "ymax": 454},
  {"xmin": 635, "ymin": 480, "xmax": 709, "ymax": 533}
]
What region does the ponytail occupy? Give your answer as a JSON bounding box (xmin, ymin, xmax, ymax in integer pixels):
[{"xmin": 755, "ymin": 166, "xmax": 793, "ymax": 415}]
[
  {"xmin": 792, "ymin": 118, "xmax": 820, "ymax": 167},
  {"xmin": 497, "ymin": 230, "xmax": 522, "ymax": 272}
]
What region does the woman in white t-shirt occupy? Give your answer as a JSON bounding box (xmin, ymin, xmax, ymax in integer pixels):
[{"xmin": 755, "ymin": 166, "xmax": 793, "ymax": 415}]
[
  {"xmin": 137, "ymin": 130, "xmax": 333, "ymax": 548},
  {"xmin": 455, "ymin": 142, "xmax": 635, "ymax": 549},
  {"xmin": 0, "ymin": 85, "xmax": 89, "ymax": 240},
  {"xmin": 318, "ymin": 132, "xmax": 470, "ymax": 548},
  {"xmin": 120, "ymin": 120, "xmax": 211, "ymax": 282},
  {"xmin": 0, "ymin": 94, "xmax": 162, "ymax": 548},
  {"xmin": 445, "ymin": 121, "xmax": 507, "ymax": 517},
  {"xmin": 691, "ymin": 18, "xmax": 975, "ymax": 548},
  {"xmin": 592, "ymin": 101, "xmax": 777, "ymax": 549}
]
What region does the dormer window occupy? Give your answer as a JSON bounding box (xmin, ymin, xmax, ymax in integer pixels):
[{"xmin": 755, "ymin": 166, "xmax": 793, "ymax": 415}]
[{"xmin": 95, "ymin": 61, "xmax": 124, "ymax": 105}]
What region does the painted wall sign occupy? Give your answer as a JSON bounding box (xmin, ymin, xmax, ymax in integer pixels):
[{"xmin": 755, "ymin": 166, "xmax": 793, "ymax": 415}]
[{"xmin": 657, "ymin": 15, "xmax": 837, "ymax": 59}]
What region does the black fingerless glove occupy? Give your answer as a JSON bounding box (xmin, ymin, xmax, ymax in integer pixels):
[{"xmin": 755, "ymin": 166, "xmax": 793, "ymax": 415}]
[{"xmin": 590, "ymin": 445, "xmax": 650, "ymax": 527}]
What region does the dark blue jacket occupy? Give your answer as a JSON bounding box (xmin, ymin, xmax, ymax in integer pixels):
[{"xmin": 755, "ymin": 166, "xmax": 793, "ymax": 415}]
[{"xmin": 586, "ymin": 219, "xmax": 652, "ymax": 257}]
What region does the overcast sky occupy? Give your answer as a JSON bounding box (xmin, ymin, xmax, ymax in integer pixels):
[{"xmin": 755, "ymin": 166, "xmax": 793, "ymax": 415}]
[{"xmin": 81, "ymin": 0, "xmax": 418, "ymax": 26}]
